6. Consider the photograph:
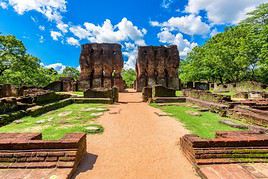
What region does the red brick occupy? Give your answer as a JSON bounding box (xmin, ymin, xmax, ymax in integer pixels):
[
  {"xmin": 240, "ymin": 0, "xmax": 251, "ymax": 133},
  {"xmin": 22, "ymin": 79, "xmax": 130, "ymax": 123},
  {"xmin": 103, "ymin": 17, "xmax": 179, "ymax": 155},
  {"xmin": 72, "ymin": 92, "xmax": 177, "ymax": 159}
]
[
  {"xmin": 46, "ymin": 157, "xmax": 58, "ymax": 162},
  {"xmin": 57, "ymin": 162, "xmax": 74, "ymax": 168},
  {"xmin": 59, "ymin": 156, "xmax": 76, "ymax": 162}
]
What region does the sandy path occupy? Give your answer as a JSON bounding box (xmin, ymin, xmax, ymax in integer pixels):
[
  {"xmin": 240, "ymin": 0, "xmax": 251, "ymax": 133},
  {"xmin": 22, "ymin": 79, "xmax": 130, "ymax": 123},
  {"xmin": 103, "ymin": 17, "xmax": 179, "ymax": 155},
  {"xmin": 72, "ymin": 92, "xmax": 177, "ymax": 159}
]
[{"xmin": 74, "ymin": 90, "xmax": 199, "ymax": 179}]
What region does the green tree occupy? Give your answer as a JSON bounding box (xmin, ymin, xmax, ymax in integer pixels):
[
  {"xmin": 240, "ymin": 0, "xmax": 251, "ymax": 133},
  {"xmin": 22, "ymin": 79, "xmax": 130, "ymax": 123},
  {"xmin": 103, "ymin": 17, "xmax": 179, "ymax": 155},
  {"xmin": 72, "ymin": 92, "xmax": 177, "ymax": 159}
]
[
  {"xmin": 62, "ymin": 66, "xmax": 80, "ymax": 80},
  {"xmin": 122, "ymin": 69, "xmax": 136, "ymax": 88},
  {"xmin": 0, "ymin": 35, "xmax": 26, "ymax": 76},
  {"xmin": 180, "ymin": 3, "xmax": 268, "ymax": 84},
  {"xmin": 0, "ymin": 34, "xmax": 58, "ymax": 87}
]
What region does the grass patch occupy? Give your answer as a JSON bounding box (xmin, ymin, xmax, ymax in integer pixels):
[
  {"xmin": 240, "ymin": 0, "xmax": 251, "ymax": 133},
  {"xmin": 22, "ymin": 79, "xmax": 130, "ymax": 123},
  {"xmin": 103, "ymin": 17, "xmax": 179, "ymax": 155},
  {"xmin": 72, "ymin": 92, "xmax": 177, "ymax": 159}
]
[
  {"xmin": 151, "ymin": 103, "xmax": 243, "ymax": 139},
  {"xmin": 0, "ymin": 103, "xmax": 107, "ymax": 140},
  {"xmin": 176, "ymin": 91, "xmax": 183, "ymax": 96},
  {"xmin": 72, "ymin": 91, "xmax": 84, "ymax": 96}
]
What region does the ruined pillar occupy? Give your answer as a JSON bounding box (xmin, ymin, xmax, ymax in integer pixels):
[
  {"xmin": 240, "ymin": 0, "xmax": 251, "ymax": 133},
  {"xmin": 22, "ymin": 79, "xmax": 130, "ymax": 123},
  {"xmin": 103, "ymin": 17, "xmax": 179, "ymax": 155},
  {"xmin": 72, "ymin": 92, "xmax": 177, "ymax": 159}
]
[
  {"xmin": 136, "ymin": 45, "xmax": 180, "ymax": 92},
  {"xmin": 79, "ymin": 43, "xmax": 125, "ymax": 92}
]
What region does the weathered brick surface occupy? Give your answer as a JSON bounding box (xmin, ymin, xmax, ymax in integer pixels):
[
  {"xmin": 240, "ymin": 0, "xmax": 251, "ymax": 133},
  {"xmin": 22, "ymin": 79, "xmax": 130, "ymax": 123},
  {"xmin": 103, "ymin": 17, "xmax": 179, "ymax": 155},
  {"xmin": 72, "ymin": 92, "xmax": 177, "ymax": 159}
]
[
  {"xmin": 180, "ymin": 131, "xmax": 268, "ymax": 165},
  {"xmin": 0, "ymin": 133, "xmax": 86, "ymax": 178},
  {"xmin": 230, "ymin": 105, "xmax": 268, "ymax": 126},
  {"xmin": 79, "ymin": 43, "xmax": 125, "ymax": 91},
  {"xmin": 136, "ymin": 45, "xmax": 180, "ymax": 92}
]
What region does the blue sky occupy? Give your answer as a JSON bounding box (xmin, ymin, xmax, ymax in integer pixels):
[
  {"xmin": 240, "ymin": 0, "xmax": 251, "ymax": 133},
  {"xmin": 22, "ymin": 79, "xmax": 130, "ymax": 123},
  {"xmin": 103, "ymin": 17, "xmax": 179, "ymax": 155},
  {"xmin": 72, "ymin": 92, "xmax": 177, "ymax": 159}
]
[{"xmin": 0, "ymin": 0, "xmax": 267, "ymax": 72}]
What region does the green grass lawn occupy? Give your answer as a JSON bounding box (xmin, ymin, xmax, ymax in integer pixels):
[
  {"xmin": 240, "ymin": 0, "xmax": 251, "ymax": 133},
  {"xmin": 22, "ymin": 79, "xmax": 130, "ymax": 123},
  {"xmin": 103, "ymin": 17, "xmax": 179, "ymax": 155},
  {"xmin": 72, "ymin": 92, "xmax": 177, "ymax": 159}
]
[
  {"xmin": 176, "ymin": 91, "xmax": 183, "ymax": 96},
  {"xmin": 0, "ymin": 103, "xmax": 107, "ymax": 140},
  {"xmin": 151, "ymin": 103, "xmax": 243, "ymax": 139}
]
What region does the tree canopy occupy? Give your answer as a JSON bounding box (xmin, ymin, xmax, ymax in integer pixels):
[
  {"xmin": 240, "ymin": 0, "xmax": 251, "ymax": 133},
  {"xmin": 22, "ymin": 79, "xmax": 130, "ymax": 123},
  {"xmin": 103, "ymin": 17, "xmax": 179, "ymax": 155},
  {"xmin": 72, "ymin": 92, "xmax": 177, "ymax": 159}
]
[
  {"xmin": 180, "ymin": 3, "xmax": 268, "ymax": 84},
  {"xmin": 122, "ymin": 68, "xmax": 136, "ymax": 88},
  {"xmin": 0, "ymin": 35, "xmax": 80, "ymax": 87}
]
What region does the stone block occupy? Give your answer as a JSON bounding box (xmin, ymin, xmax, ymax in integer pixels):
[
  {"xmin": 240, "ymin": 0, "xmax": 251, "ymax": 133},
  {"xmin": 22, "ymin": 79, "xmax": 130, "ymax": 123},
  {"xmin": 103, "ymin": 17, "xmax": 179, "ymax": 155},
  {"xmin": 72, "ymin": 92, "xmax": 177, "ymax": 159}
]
[
  {"xmin": 152, "ymin": 85, "xmax": 176, "ymax": 98},
  {"xmin": 84, "ymin": 88, "xmax": 113, "ymax": 99}
]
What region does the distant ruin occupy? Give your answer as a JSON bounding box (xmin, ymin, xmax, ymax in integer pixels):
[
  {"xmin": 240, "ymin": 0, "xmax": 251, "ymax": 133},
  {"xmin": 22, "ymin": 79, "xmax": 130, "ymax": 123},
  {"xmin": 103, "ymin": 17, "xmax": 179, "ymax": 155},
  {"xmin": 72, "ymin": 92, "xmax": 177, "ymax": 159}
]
[
  {"xmin": 79, "ymin": 43, "xmax": 124, "ymax": 92},
  {"xmin": 135, "ymin": 45, "xmax": 180, "ymax": 92}
]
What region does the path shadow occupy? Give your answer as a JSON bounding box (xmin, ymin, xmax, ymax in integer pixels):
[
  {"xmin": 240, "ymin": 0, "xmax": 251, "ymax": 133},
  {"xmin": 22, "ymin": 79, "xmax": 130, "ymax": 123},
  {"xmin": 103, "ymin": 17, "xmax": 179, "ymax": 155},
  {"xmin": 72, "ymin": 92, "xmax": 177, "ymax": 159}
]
[{"xmin": 72, "ymin": 153, "xmax": 98, "ymax": 178}]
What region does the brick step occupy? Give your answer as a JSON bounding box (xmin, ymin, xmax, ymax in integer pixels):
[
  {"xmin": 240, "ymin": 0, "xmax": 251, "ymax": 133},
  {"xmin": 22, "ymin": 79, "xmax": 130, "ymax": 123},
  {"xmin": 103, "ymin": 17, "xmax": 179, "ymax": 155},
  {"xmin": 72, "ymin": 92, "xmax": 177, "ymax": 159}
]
[
  {"xmin": 196, "ymin": 158, "xmax": 268, "ymax": 165},
  {"xmin": 152, "ymin": 97, "xmax": 186, "ymax": 103},
  {"xmin": 180, "ymin": 132, "xmax": 268, "ymax": 165},
  {"xmin": 195, "ymin": 153, "xmax": 268, "ymax": 159},
  {"xmin": 0, "ymin": 161, "xmax": 75, "ymax": 169}
]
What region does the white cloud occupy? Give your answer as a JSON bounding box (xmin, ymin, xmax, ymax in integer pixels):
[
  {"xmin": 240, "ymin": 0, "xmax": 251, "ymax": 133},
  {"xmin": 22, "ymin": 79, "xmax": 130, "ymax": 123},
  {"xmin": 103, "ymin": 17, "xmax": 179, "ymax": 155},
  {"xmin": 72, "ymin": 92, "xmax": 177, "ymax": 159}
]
[
  {"xmin": 50, "ymin": 31, "xmax": 62, "ymax": 41},
  {"xmin": 39, "ymin": 35, "xmax": 44, "ymax": 43},
  {"xmin": 161, "ymin": 0, "xmax": 173, "ymax": 9},
  {"xmin": 210, "ymin": 28, "xmax": 219, "ymax": 37},
  {"xmin": 76, "ymin": 65, "xmax": 81, "ymax": 72},
  {"xmin": 39, "ymin": 25, "xmax": 45, "ymax": 31},
  {"xmin": 30, "ymin": 16, "xmax": 38, "ymax": 23},
  {"xmin": 151, "ymin": 14, "xmax": 210, "ymax": 36},
  {"xmin": 44, "ymin": 62, "xmax": 66, "ymax": 73},
  {"xmin": 68, "ymin": 18, "xmax": 147, "ymax": 46},
  {"xmin": 69, "ymin": 25, "xmax": 90, "ymax": 40},
  {"xmin": 123, "ymin": 45, "xmax": 138, "ymax": 69},
  {"xmin": 66, "ymin": 37, "xmax": 80, "ymax": 47},
  {"xmin": 157, "ymin": 30, "xmax": 198, "ymax": 58},
  {"xmin": 57, "ymin": 22, "xmax": 68, "ymax": 33},
  {"xmin": 0, "ymin": 2, "xmax": 8, "ymax": 9},
  {"xmin": 3, "ymin": 0, "xmax": 67, "ymax": 22},
  {"xmin": 185, "ymin": 0, "xmax": 267, "ymax": 24}
]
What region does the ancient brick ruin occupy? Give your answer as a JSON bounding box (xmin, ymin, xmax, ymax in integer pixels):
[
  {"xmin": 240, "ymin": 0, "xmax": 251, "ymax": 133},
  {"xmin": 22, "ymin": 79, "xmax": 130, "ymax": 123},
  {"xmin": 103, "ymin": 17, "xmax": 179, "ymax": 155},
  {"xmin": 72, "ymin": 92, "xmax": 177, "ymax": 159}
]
[
  {"xmin": 181, "ymin": 131, "xmax": 268, "ymax": 165},
  {"xmin": 0, "ymin": 133, "xmax": 86, "ymax": 178},
  {"xmin": 79, "ymin": 43, "xmax": 124, "ymax": 92},
  {"xmin": 135, "ymin": 45, "xmax": 180, "ymax": 92}
]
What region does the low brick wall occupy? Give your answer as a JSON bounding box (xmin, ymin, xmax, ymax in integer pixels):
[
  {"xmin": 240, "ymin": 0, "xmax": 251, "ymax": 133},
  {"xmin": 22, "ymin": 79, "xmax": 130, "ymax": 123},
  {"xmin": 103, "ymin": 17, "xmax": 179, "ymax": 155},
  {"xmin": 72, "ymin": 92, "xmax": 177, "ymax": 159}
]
[
  {"xmin": 229, "ymin": 105, "xmax": 268, "ymax": 126},
  {"xmin": 180, "ymin": 131, "xmax": 268, "ymax": 165},
  {"xmin": 183, "ymin": 89, "xmax": 231, "ymax": 103},
  {"xmin": 152, "ymin": 97, "xmax": 186, "ymax": 103},
  {"xmin": 84, "ymin": 87, "xmax": 118, "ymax": 103},
  {"xmin": 0, "ymin": 133, "xmax": 86, "ymax": 178},
  {"xmin": 186, "ymin": 97, "xmax": 229, "ymax": 115}
]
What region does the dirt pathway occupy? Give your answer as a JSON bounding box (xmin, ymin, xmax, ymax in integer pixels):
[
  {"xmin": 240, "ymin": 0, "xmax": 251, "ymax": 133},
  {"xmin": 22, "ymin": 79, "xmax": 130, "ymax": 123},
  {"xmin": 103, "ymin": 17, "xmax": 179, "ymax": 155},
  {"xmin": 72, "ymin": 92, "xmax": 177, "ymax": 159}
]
[{"xmin": 74, "ymin": 90, "xmax": 199, "ymax": 179}]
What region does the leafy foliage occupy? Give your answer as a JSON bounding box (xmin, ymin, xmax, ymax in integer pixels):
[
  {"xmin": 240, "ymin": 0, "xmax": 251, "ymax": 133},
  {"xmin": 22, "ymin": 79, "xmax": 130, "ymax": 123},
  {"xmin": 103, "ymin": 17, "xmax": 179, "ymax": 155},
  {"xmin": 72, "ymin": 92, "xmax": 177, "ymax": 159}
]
[
  {"xmin": 122, "ymin": 68, "xmax": 136, "ymax": 87},
  {"xmin": 62, "ymin": 66, "xmax": 80, "ymax": 80},
  {"xmin": 0, "ymin": 35, "xmax": 80, "ymax": 87},
  {"xmin": 180, "ymin": 3, "xmax": 268, "ymax": 84}
]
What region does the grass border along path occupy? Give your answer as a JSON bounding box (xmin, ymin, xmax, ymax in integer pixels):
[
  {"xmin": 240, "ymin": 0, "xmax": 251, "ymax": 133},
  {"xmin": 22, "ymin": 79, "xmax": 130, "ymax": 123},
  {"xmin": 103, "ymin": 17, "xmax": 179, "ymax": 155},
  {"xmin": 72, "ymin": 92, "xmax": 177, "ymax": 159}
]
[
  {"xmin": 151, "ymin": 103, "xmax": 243, "ymax": 139},
  {"xmin": 0, "ymin": 103, "xmax": 106, "ymax": 140}
]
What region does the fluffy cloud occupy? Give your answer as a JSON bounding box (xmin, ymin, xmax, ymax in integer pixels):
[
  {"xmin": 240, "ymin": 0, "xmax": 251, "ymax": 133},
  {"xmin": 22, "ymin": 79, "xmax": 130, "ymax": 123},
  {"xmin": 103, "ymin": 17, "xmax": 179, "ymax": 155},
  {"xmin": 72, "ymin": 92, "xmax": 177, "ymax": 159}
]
[
  {"xmin": 44, "ymin": 62, "xmax": 66, "ymax": 73},
  {"xmin": 57, "ymin": 22, "xmax": 68, "ymax": 33},
  {"xmin": 39, "ymin": 35, "xmax": 44, "ymax": 43},
  {"xmin": 50, "ymin": 31, "xmax": 62, "ymax": 40},
  {"xmin": 210, "ymin": 28, "xmax": 219, "ymax": 37},
  {"xmin": 38, "ymin": 25, "xmax": 45, "ymax": 31},
  {"xmin": 161, "ymin": 0, "xmax": 173, "ymax": 9},
  {"xmin": 151, "ymin": 14, "xmax": 210, "ymax": 36},
  {"xmin": 66, "ymin": 37, "xmax": 80, "ymax": 47},
  {"xmin": 69, "ymin": 18, "xmax": 147, "ymax": 46},
  {"xmin": 185, "ymin": 0, "xmax": 267, "ymax": 24},
  {"xmin": 123, "ymin": 42, "xmax": 138, "ymax": 69},
  {"xmin": 69, "ymin": 25, "xmax": 90, "ymax": 40},
  {"xmin": 2, "ymin": 0, "xmax": 67, "ymax": 22},
  {"xmin": 0, "ymin": 2, "xmax": 7, "ymax": 9},
  {"xmin": 157, "ymin": 30, "xmax": 198, "ymax": 58}
]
